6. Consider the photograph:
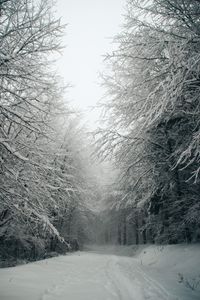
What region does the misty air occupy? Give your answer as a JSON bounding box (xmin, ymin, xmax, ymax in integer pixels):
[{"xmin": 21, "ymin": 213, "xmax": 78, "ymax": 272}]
[{"xmin": 0, "ymin": 1, "xmax": 200, "ymax": 300}]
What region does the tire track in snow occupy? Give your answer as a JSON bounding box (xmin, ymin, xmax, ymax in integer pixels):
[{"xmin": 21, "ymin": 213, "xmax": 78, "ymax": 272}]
[
  {"xmin": 134, "ymin": 265, "xmax": 179, "ymax": 300},
  {"xmin": 105, "ymin": 256, "xmax": 144, "ymax": 300},
  {"xmin": 117, "ymin": 258, "xmax": 179, "ymax": 300},
  {"xmin": 105, "ymin": 258, "xmax": 123, "ymax": 300}
]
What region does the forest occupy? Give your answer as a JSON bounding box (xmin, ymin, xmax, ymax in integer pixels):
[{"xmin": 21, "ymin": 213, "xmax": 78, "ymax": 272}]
[{"xmin": 0, "ymin": 0, "xmax": 200, "ymax": 267}]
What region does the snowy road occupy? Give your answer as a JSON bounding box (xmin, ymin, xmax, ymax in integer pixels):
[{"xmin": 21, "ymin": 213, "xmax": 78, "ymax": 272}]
[{"xmin": 0, "ymin": 246, "xmax": 199, "ymax": 300}]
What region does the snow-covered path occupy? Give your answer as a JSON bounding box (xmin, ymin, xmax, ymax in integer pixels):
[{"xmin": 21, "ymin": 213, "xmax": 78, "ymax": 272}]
[{"xmin": 0, "ymin": 246, "xmax": 199, "ymax": 300}]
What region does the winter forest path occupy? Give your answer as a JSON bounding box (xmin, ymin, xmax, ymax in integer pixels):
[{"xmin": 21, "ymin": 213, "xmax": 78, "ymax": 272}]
[{"xmin": 0, "ymin": 246, "xmax": 196, "ymax": 300}]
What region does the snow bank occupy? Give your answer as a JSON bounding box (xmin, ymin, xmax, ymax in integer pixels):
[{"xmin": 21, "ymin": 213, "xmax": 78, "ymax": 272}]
[{"xmin": 135, "ymin": 244, "xmax": 200, "ymax": 300}]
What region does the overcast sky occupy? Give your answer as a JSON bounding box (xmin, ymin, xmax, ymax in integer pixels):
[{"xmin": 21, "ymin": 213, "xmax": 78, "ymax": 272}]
[{"xmin": 56, "ymin": 0, "xmax": 125, "ymax": 128}]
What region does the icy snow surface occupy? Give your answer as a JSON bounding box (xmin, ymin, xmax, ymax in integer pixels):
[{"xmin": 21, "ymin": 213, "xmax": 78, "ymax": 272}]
[{"xmin": 0, "ymin": 244, "xmax": 200, "ymax": 300}]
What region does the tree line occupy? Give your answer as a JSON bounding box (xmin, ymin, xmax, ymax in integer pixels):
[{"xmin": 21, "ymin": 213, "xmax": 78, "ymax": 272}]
[
  {"xmin": 0, "ymin": 0, "xmax": 98, "ymax": 265},
  {"xmin": 97, "ymin": 0, "xmax": 200, "ymax": 245}
]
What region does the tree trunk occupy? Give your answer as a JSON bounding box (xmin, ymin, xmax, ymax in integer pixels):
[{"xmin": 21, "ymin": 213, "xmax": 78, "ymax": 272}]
[
  {"xmin": 135, "ymin": 214, "xmax": 139, "ymax": 245},
  {"xmin": 123, "ymin": 215, "xmax": 127, "ymax": 245},
  {"xmin": 117, "ymin": 223, "xmax": 122, "ymax": 245}
]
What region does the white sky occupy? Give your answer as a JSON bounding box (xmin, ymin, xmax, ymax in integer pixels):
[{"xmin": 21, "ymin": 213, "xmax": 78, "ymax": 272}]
[{"xmin": 56, "ymin": 0, "xmax": 125, "ymax": 128}]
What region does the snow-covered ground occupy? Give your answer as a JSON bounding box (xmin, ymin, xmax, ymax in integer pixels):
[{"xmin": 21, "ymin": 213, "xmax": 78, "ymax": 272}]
[{"xmin": 0, "ymin": 244, "xmax": 199, "ymax": 300}]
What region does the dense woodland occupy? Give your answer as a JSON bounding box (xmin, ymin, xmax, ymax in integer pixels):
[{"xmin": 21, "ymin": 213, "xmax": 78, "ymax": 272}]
[
  {"xmin": 97, "ymin": 0, "xmax": 200, "ymax": 246},
  {"xmin": 0, "ymin": 0, "xmax": 100, "ymax": 265},
  {"xmin": 0, "ymin": 0, "xmax": 200, "ymax": 266}
]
